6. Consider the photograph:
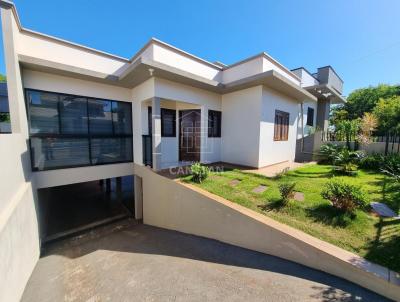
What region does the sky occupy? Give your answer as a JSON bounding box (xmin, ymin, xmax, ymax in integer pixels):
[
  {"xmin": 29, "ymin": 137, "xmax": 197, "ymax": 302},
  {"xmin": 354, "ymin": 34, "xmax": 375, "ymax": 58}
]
[{"xmin": 0, "ymin": 0, "xmax": 399, "ymax": 96}]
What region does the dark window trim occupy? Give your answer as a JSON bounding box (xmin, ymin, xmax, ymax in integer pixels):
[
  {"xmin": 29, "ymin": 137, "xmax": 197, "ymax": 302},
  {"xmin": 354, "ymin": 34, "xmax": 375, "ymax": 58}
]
[
  {"xmin": 208, "ymin": 110, "xmax": 222, "ymax": 138},
  {"xmin": 306, "ymin": 107, "xmax": 314, "ymax": 127},
  {"xmin": 25, "ymin": 88, "xmax": 133, "ymax": 171},
  {"xmin": 147, "ymin": 106, "xmax": 177, "ymax": 137},
  {"xmin": 161, "ymin": 108, "xmax": 176, "ymax": 137},
  {"xmin": 147, "ymin": 106, "xmax": 152, "ymax": 135},
  {"xmin": 273, "ymin": 110, "xmax": 289, "ymax": 141}
]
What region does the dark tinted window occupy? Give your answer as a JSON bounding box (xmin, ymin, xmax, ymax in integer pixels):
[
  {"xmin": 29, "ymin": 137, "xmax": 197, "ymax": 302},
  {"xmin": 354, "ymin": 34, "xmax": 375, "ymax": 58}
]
[
  {"xmin": 88, "ymin": 99, "xmax": 113, "ymax": 134},
  {"xmin": 26, "ymin": 89, "xmax": 133, "ymax": 171},
  {"xmin": 30, "ymin": 137, "xmax": 90, "ymax": 170},
  {"xmin": 306, "ymin": 107, "xmax": 314, "ymax": 126},
  {"xmin": 90, "ymin": 137, "xmax": 133, "ymax": 164},
  {"xmin": 59, "ymin": 95, "xmax": 88, "ymax": 134},
  {"xmin": 161, "ymin": 108, "xmax": 176, "ymax": 137},
  {"xmin": 208, "ymin": 110, "xmax": 221, "ymax": 137},
  {"xmin": 112, "ymin": 101, "xmax": 132, "ymax": 134},
  {"xmin": 27, "ymin": 90, "xmax": 59, "ymax": 134}
]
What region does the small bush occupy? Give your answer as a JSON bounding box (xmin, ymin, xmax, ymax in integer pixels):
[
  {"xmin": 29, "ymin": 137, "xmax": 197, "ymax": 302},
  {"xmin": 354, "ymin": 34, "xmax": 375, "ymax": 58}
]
[
  {"xmin": 320, "ymin": 143, "xmax": 343, "ymax": 164},
  {"xmin": 278, "ymin": 182, "xmax": 296, "ymax": 204},
  {"xmin": 359, "ymin": 153, "xmax": 384, "ymax": 170},
  {"xmin": 190, "ymin": 162, "xmax": 210, "ymax": 183},
  {"xmin": 321, "ymin": 178, "xmax": 367, "ymax": 213},
  {"xmin": 381, "ymin": 153, "xmax": 400, "ymax": 182}
]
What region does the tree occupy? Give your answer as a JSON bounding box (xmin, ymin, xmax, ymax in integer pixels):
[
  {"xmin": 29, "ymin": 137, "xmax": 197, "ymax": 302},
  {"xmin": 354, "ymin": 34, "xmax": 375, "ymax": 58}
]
[
  {"xmin": 335, "ymin": 119, "xmax": 360, "ymax": 150},
  {"xmin": 373, "ymin": 96, "xmax": 400, "ymax": 154},
  {"xmin": 331, "ymin": 84, "xmax": 400, "ymax": 126},
  {"xmin": 0, "ymin": 74, "xmax": 6, "ymax": 82}
]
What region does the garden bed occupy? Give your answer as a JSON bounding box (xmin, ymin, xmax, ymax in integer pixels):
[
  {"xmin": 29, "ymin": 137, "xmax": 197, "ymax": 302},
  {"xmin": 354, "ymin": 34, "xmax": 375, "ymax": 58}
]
[{"xmin": 181, "ymin": 164, "xmax": 400, "ymax": 273}]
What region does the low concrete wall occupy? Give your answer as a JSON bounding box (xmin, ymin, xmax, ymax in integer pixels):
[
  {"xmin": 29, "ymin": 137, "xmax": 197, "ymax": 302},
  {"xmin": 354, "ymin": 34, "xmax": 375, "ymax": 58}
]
[
  {"xmin": 135, "ymin": 165, "xmax": 400, "ymax": 301},
  {"xmin": 331, "ymin": 141, "xmax": 400, "ymax": 155},
  {"xmin": 0, "ymin": 182, "xmax": 40, "ymax": 302}
]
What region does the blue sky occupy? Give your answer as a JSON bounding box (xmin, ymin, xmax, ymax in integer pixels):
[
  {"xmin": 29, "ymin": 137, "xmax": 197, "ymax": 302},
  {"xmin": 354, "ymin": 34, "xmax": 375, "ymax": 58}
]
[{"xmin": 1, "ymin": 0, "xmax": 399, "ymax": 96}]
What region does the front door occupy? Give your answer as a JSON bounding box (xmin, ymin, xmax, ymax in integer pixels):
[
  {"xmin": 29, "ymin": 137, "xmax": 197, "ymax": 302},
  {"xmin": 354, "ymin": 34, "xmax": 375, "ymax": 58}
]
[{"xmin": 179, "ymin": 110, "xmax": 201, "ymax": 162}]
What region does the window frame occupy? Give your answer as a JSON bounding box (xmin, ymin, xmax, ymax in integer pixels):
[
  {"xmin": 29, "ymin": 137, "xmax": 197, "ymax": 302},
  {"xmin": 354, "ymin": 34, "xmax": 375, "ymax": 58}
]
[
  {"xmin": 306, "ymin": 107, "xmax": 314, "ymax": 127},
  {"xmin": 273, "ymin": 110, "xmax": 289, "ymax": 141},
  {"xmin": 161, "ymin": 108, "xmax": 176, "ymax": 137},
  {"xmin": 208, "ymin": 110, "xmax": 222, "ymax": 138},
  {"xmin": 25, "ymin": 88, "xmax": 133, "ymax": 171},
  {"xmin": 147, "ymin": 107, "xmax": 177, "ymax": 137}
]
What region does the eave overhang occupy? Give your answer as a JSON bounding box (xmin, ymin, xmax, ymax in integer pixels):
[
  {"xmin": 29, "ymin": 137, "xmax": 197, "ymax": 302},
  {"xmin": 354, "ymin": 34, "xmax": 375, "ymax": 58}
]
[
  {"xmin": 19, "ymin": 55, "xmax": 316, "ymax": 102},
  {"xmin": 304, "ymin": 84, "xmax": 346, "ymax": 104}
]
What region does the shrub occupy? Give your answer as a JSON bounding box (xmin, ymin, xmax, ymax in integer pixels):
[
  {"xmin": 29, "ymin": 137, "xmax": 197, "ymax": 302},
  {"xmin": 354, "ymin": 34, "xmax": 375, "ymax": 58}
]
[
  {"xmin": 190, "ymin": 162, "xmax": 210, "ymax": 183},
  {"xmin": 333, "ymin": 148, "xmax": 364, "ymax": 175},
  {"xmin": 278, "ymin": 182, "xmax": 296, "ymax": 204},
  {"xmin": 359, "ymin": 153, "xmax": 384, "ymax": 170},
  {"xmin": 321, "ymin": 178, "xmax": 367, "ymax": 213},
  {"xmin": 381, "ymin": 153, "xmax": 400, "ymax": 182},
  {"xmin": 320, "ymin": 143, "xmax": 343, "ymax": 164}
]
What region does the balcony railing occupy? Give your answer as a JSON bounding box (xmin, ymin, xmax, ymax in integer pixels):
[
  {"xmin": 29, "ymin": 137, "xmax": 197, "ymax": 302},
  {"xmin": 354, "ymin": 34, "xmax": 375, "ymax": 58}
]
[{"xmin": 142, "ymin": 135, "xmax": 152, "ymax": 167}]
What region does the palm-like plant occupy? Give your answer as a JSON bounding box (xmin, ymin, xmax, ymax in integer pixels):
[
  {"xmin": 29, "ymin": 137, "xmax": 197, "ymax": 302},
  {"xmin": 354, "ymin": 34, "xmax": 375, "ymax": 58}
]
[{"xmin": 333, "ymin": 149, "xmax": 364, "ymax": 175}]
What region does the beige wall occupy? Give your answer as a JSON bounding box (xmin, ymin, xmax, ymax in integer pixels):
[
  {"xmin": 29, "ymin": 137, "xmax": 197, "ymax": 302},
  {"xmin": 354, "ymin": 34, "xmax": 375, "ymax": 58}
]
[
  {"xmin": 221, "ymin": 86, "xmax": 262, "ymax": 167},
  {"xmin": 135, "ymin": 165, "xmax": 399, "ymax": 301},
  {"xmin": 258, "ymin": 87, "xmax": 300, "ymax": 167}
]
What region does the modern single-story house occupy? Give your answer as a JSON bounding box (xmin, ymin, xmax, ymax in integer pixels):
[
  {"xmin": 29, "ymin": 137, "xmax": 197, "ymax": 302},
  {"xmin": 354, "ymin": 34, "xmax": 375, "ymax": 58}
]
[{"xmin": 0, "ymin": 1, "xmax": 357, "ymax": 301}]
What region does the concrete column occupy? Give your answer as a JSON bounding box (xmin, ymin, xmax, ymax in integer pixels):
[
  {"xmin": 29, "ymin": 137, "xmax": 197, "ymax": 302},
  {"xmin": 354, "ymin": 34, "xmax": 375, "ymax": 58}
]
[
  {"xmin": 316, "ymin": 98, "xmax": 330, "ymax": 133},
  {"xmin": 200, "ymin": 105, "xmax": 208, "ymax": 163},
  {"xmin": 151, "ymin": 97, "xmax": 162, "ymax": 171},
  {"xmin": 1, "ymin": 8, "xmax": 27, "ymax": 135},
  {"xmin": 134, "ymin": 175, "xmax": 143, "ymax": 220}
]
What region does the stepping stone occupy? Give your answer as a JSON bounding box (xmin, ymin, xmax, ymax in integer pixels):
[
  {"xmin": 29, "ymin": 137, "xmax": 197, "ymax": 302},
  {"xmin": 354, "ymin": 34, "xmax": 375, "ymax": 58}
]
[
  {"xmin": 229, "ymin": 179, "xmax": 241, "ymax": 186},
  {"xmin": 293, "ymin": 192, "xmax": 304, "ymax": 201},
  {"xmin": 252, "ymin": 185, "xmax": 267, "ymax": 193},
  {"xmin": 210, "ymin": 175, "xmax": 223, "ymax": 180},
  {"xmin": 370, "ymin": 202, "xmax": 400, "ymax": 218}
]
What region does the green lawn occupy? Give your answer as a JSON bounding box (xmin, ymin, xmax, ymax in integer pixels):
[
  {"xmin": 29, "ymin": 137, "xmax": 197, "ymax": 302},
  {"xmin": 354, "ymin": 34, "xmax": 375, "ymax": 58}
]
[{"xmin": 182, "ymin": 164, "xmax": 400, "ymax": 273}]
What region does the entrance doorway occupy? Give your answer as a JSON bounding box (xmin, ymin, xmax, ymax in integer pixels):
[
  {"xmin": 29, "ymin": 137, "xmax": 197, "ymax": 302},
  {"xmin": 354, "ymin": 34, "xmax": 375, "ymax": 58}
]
[
  {"xmin": 179, "ymin": 110, "xmax": 201, "ymax": 162},
  {"xmin": 38, "ymin": 175, "xmax": 135, "ymax": 242}
]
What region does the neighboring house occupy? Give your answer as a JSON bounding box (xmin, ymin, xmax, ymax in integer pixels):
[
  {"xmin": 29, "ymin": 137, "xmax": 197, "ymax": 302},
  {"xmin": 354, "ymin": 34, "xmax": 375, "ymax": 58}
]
[
  {"xmin": 0, "ymin": 2, "xmax": 347, "ymax": 301},
  {"xmin": 292, "ymin": 67, "xmax": 346, "ymax": 160},
  {"xmin": 0, "ymin": 82, "xmax": 11, "ymax": 133}
]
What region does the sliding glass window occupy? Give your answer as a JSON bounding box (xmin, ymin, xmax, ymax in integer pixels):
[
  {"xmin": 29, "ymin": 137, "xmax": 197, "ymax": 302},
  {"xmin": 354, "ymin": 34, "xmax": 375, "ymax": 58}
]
[{"xmin": 26, "ymin": 89, "xmax": 133, "ymax": 171}]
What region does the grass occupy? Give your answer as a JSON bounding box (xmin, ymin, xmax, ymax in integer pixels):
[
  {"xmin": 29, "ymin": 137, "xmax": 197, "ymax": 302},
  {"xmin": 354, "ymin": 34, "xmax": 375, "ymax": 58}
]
[{"xmin": 181, "ymin": 164, "xmax": 400, "ymax": 273}]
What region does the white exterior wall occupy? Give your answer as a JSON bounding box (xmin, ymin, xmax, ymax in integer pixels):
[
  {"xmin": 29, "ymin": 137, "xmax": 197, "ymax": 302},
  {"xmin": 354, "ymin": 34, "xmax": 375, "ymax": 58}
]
[
  {"xmin": 292, "ymin": 68, "xmax": 319, "ymax": 87},
  {"xmin": 154, "ymin": 78, "xmax": 222, "ymax": 165},
  {"xmin": 151, "ymin": 44, "xmax": 221, "ymax": 81},
  {"xmin": 297, "ymin": 100, "xmax": 317, "ymax": 139},
  {"xmin": 258, "ymin": 87, "xmax": 299, "ymax": 167},
  {"xmin": 221, "ymin": 86, "xmax": 262, "ymax": 167},
  {"xmin": 22, "ymin": 69, "xmax": 139, "ymax": 188},
  {"xmin": 262, "ymin": 58, "xmax": 300, "ymax": 85},
  {"xmin": 0, "ymin": 8, "xmax": 40, "ymax": 302},
  {"xmin": 221, "ymin": 57, "xmax": 263, "ymax": 83},
  {"xmin": 22, "ymin": 70, "xmax": 132, "ymax": 101},
  {"xmin": 16, "ymin": 30, "xmax": 127, "ymax": 76}
]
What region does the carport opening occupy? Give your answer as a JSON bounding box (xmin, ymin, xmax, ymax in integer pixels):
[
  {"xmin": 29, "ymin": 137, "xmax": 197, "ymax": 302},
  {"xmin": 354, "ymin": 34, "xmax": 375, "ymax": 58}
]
[{"xmin": 38, "ymin": 175, "xmax": 136, "ymax": 242}]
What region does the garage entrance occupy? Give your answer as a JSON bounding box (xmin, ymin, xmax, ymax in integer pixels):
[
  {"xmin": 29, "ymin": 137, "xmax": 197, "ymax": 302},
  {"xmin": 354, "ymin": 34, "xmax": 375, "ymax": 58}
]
[{"xmin": 38, "ymin": 175, "xmax": 136, "ymax": 242}]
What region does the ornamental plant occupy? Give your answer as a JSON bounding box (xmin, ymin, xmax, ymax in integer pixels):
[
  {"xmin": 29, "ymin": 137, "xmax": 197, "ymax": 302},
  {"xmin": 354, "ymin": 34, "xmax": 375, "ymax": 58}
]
[
  {"xmin": 278, "ymin": 182, "xmax": 296, "ymax": 204},
  {"xmin": 321, "ymin": 178, "xmax": 367, "ymax": 213},
  {"xmin": 190, "ymin": 162, "xmax": 210, "ymax": 183}
]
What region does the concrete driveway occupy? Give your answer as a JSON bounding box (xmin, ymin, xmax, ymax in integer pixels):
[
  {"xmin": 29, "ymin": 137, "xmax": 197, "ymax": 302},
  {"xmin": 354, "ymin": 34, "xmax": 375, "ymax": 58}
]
[{"xmin": 21, "ymin": 220, "xmax": 390, "ymax": 302}]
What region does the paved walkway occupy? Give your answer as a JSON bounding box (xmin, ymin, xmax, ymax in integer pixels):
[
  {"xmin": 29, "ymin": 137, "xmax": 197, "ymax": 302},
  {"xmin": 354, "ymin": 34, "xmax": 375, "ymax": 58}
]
[
  {"xmin": 21, "ymin": 220, "xmax": 390, "ymax": 302},
  {"xmin": 244, "ymin": 161, "xmax": 316, "ymax": 177}
]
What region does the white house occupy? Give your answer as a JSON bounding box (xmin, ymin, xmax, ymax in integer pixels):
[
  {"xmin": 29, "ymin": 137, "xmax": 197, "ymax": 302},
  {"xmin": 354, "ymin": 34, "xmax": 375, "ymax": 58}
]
[{"xmin": 0, "ymin": 1, "xmax": 350, "ymax": 301}]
